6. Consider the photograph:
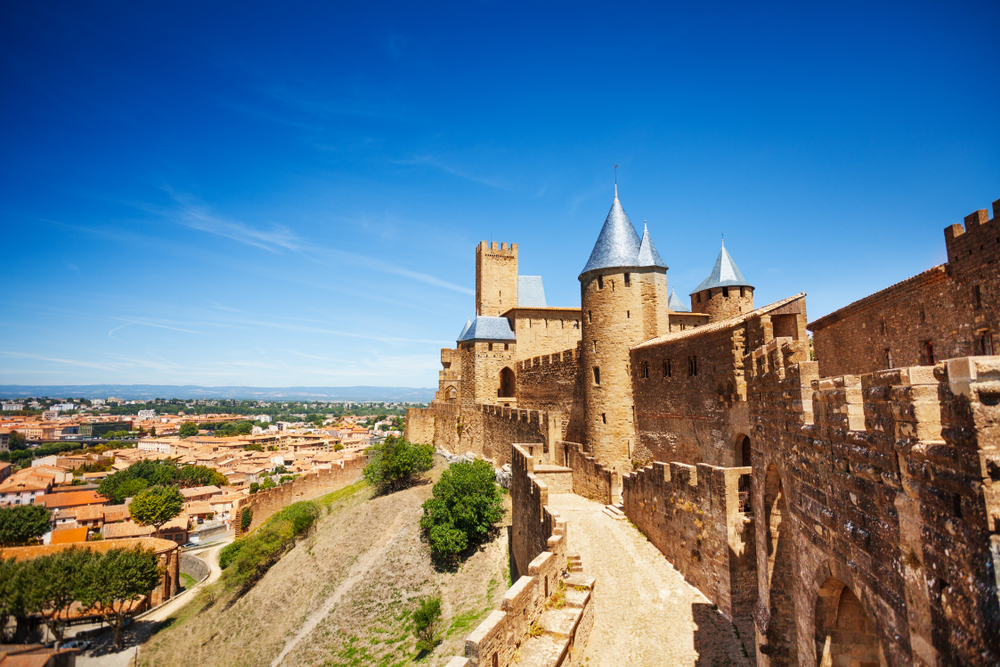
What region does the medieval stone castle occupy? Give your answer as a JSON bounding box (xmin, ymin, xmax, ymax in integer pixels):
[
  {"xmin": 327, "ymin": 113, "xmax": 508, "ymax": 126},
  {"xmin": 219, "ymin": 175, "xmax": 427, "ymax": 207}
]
[{"xmin": 408, "ymin": 190, "xmax": 1000, "ymax": 667}]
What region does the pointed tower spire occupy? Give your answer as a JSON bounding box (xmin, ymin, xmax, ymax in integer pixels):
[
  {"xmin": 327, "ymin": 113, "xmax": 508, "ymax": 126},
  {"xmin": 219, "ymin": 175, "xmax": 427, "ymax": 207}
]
[
  {"xmin": 637, "ymin": 220, "xmax": 668, "ymax": 269},
  {"xmin": 690, "ymin": 241, "xmax": 753, "ymax": 294},
  {"xmin": 614, "ymin": 164, "xmax": 618, "ymax": 199},
  {"xmin": 667, "ymin": 288, "xmax": 690, "ymax": 312},
  {"xmin": 579, "ymin": 191, "xmax": 641, "ymax": 277}
]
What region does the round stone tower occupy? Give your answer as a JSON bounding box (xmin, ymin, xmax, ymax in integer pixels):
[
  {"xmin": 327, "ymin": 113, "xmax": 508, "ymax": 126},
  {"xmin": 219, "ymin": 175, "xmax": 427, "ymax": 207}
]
[
  {"xmin": 689, "ymin": 241, "xmax": 754, "ymax": 322},
  {"xmin": 579, "ymin": 188, "xmax": 669, "ymax": 472}
]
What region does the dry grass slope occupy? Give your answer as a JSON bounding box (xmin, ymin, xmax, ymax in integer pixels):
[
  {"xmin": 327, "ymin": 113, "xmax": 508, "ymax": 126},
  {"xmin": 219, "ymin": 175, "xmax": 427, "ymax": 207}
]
[{"xmin": 140, "ymin": 459, "xmax": 511, "ymax": 667}]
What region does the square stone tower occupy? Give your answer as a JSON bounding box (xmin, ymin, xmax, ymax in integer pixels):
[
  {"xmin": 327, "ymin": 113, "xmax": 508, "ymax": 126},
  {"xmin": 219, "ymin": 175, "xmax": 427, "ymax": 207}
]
[{"xmin": 476, "ymin": 241, "xmax": 518, "ymax": 317}]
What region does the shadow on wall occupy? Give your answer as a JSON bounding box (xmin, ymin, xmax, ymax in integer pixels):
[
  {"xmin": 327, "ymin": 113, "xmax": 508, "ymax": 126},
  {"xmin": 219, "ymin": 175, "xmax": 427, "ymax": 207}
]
[{"xmin": 691, "ymin": 602, "xmax": 753, "ymax": 666}]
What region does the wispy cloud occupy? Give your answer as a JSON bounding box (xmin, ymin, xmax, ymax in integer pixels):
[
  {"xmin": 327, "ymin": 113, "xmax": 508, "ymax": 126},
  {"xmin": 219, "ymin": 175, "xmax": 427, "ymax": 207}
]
[
  {"xmin": 392, "ymin": 155, "xmax": 512, "ymax": 191},
  {"xmin": 163, "ymin": 190, "xmax": 300, "ymax": 253}
]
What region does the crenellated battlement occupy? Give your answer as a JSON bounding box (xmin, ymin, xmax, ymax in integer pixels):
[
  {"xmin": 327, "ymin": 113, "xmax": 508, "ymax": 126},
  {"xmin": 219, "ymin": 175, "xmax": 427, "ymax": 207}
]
[
  {"xmin": 517, "ymin": 346, "xmax": 579, "ymax": 372},
  {"xmin": 944, "ymin": 198, "xmax": 1000, "ymax": 274},
  {"xmin": 477, "ymin": 240, "xmax": 519, "ymax": 255}
]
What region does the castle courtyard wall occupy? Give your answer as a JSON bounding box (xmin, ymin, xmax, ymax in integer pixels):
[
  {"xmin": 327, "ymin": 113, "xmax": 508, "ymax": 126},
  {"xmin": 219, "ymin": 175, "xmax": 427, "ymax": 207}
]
[
  {"xmin": 516, "ymin": 344, "xmax": 586, "ymax": 445},
  {"xmin": 507, "ymin": 307, "xmax": 582, "ymax": 361}
]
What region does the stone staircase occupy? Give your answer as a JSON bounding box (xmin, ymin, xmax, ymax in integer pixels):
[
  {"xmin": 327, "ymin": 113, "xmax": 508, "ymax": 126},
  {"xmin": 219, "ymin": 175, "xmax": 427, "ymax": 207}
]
[
  {"xmin": 514, "ymin": 573, "xmax": 595, "ymax": 667},
  {"xmin": 567, "ymin": 553, "xmax": 583, "ymax": 573},
  {"xmin": 601, "ymin": 504, "xmax": 626, "ymax": 521}
]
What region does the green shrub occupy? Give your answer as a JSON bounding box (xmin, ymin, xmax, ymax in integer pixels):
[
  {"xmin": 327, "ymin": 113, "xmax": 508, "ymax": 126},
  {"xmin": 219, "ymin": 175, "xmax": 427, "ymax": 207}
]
[
  {"xmin": 240, "ymin": 508, "xmax": 253, "ymax": 532},
  {"xmin": 223, "ymin": 501, "xmax": 319, "ymax": 593},
  {"xmin": 362, "ymin": 436, "xmax": 434, "ymax": 493},
  {"xmin": 218, "ymin": 540, "xmax": 245, "ymax": 570},
  {"xmin": 413, "ymin": 595, "xmax": 442, "ymax": 652},
  {"xmin": 420, "ymin": 459, "xmax": 503, "ymax": 561}
]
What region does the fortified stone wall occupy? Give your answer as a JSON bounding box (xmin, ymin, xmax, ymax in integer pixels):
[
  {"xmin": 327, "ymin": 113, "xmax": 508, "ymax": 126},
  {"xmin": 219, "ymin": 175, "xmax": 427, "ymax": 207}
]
[
  {"xmin": 622, "ymin": 461, "xmax": 757, "ymax": 649},
  {"xmin": 445, "ymin": 443, "xmax": 596, "ymax": 667},
  {"xmin": 630, "ymin": 294, "xmax": 806, "ymax": 467},
  {"xmin": 235, "ymin": 456, "xmax": 366, "ymax": 536},
  {"xmin": 404, "ymin": 407, "xmax": 435, "ymax": 445},
  {"xmin": 809, "ymin": 199, "xmax": 998, "ymax": 378},
  {"xmin": 469, "ymin": 404, "xmax": 559, "ymax": 468},
  {"xmin": 508, "ymin": 308, "xmax": 583, "ymax": 361},
  {"xmin": 562, "ymin": 441, "xmax": 617, "ymax": 505},
  {"xmin": 461, "ymin": 340, "xmax": 517, "ymax": 408},
  {"xmin": 516, "ymin": 344, "xmax": 586, "ymax": 444},
  {"xmin": 746, "ymin": 338, "xmax": 1000, "ymax": 667}
]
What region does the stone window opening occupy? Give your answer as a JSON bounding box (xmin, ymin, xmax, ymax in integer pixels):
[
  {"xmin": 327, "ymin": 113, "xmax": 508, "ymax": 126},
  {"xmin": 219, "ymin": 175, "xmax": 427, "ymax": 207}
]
[
  {"xmin": 498, "ymin": 367, "xmax": 515, "ymax": 398},
  {"xmin": 626, "ymin": 310, "xmax": 630, "ymax": 318},
  {"xmin": 688, "ymin": 355, "xmax": 698, "ymax": 377},
  {"xmin": 601, "ymin": 413, "xmax": 606, "ymax": 424},
  {"xmin": 588, "ymin": 311, "xmax": 592, "ymax": 323},
  {"xmin": 640, "ymin": 361, "xmax": 649, "ymax": 379},
  {"xmin": 975, "ymin": 328, "xmax": 994, "ymax": 356},
  {"xmin": 598, "ymin": 275, "xmax": 604, "ymax": 290},
  {"xmin": 493, "ymin": 654, "xmax": 498, "ymax": 667},
  {"xmin": 681, "ymin": 323, "xmax": 686, "ymax": 331},
  {"xmin": 573, "ymin": 320, "xmax": 579, "ymax": 329},
  {"xmin": 723, "ymin": 286, "xmax": 729, "ymax": 298},
  {"xmin": 593, "ymin": 366, "xmax": 601, "ymax": 385},
  {"xmin": 740, "ymin": 286, "xmax": 745, "ymax": 297},
  {"xmin": 815, "ymin": 579, "xmax": 879, "ymax": 667},
  {"xmin": 592, "ymin": 340, "xmax": 597, "ymax": 353},
  {"xmin": 952, "ymin": 492, "xmax": 963, "ymax": 519},
  {"xmin": 488, "ymin": 343, "xmax": 493, "ymax": 351},
  {"xmin": 504, "ymin": 343, "xmax": 509, "ymax": 351},
  {"xmin": 880, "ymin": 320, "xmax": 886, "ymax": 335},
  {"xmin": 919, "ymin": 304, "xmax": 927, "ymax": 323},
  {"xmin": 923, "ymin": 340, "xmax": 935, "ymax": 365},
  {"xmin": 974, "ymin": 284, "xmax": 982, "ymax": 309},
  {"xmin": 884, "ymin": 349, "xmax": 893, "ymax": 369},
  {"xmin": 696, "ymin": 293, "xmax": 701, "ymax": 303},
  {"xmin": 663, "ymin": 359, "xmax": 671, "ymax": 377},
  {"xmin": 624, "ymin": 272, "xmax": 631, "ymax": 287}
]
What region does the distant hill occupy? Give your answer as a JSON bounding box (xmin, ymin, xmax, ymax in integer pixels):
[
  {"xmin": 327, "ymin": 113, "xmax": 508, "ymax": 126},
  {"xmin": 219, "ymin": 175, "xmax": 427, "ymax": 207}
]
[{"xmin": 0, "ymin": 384, "xmax": 435, "ymax": 402}]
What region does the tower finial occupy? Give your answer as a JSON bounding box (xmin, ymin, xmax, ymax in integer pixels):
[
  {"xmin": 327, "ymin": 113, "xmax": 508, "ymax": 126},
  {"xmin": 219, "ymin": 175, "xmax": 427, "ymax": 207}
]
[
  {"xmin": 614, "ymin": 164, "xmax": 618, "ymax": 199},
  {"xmin": 721, "ymin": 233, "xmax": 725, "ymax": 248}
]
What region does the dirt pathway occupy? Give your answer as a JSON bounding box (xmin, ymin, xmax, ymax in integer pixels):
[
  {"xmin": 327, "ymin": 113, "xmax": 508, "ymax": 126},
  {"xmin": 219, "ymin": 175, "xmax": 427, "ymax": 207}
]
[{"xmin": 547, "ymin": 493, "xmax": 752, "ymax": 667}]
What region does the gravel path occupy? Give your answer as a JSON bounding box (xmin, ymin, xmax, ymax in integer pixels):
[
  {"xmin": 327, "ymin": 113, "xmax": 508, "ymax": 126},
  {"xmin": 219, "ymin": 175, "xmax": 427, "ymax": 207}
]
[{"xmin": 547, "ymin": 493, "xmax": 752, "ymax": 667}]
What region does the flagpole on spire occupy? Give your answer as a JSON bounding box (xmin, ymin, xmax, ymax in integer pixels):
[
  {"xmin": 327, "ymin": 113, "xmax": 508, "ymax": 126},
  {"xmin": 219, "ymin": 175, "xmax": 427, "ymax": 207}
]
[{"xmin": 614, "ymin": 164, "xmax": 618, "ymax": 199}]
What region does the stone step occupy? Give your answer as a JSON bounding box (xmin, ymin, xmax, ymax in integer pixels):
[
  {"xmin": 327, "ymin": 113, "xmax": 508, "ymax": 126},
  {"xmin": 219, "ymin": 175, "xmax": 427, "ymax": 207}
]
[{"xmin": 602, "ymin": 505, "xmax": 626, "ymax": 520}]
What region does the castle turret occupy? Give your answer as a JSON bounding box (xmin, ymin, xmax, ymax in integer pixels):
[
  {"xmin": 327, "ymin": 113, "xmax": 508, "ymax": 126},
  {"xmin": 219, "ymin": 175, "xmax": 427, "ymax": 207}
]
[
  {"xmin": 579, "ymin": 190, "xmax": 669, "ymax": 471},
  {"xmin": 689, "ymin": 241, "xmax": 754, "ymax": 322}
]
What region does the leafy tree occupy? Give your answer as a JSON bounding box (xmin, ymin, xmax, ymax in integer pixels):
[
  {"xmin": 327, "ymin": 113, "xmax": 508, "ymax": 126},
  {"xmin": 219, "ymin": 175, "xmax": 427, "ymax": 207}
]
[
  {"xmin": 363, "ymin": 436, "xmax": 434, "ymax": 493},
  {"xmin": 249, "ymin": 482, "xmax": 260, "ymax": 495},
  {"xmin": 279, "ymin": 475, "xmax": 294, "ymax": 484},
  {"xmin": 420, "ymin": 460, "xmax": 503, "ymax": 561},
  {"xmin": 0, "ymin": 505, "xmax": 51, "ymax": 547},
  {"xmin": 240, "ymin": 508, "xmax": 253, "ymax": 532},
  {"xmin": 272, "ymin": 465, "xmax": 288, "ymax": 475},
  {"xmin": 80, "ymin": 546, "xmax": 161, "ymax": 649},
  {"xmin": 7, "ymin": 431, "xmax": 26, "ymax": 451},
  {"xmin": 260, "ymin": 477, "xmax": 275, "ymax": 490},
  {"xmin": 22, "ymin": 548, "xmax": 94, "ymax": 646},
  {"xmin": 178, "ymin": 422, "xmax": 199, "ymax": 438},
  {"xmin": 129, "ymin": 486, "xmax": 184, "ymax": 535},
  {"xmin": 245, "ymin": 443, "xmax": 264, "ymax": 452},
  {"xmin": 0, "ymin": 558, "xmax": 24, "ymax": 642},
  {"xmin": 413, "ymin": 595, "xmax": 442, "ymax": 652}
]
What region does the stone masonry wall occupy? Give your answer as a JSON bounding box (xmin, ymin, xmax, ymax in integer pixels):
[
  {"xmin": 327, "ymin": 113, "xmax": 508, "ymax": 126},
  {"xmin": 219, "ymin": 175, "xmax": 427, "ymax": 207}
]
[
  {"xmin": 691, "ymin": 286, "xmax": 755, "ymax": 322},
  {"xmin": 404, "ymin": 407, "xmax": 435, "ymax": 445},
  {"xmin": 510, "ymin": 308, "xmax": 583, "ymax": 361},
  {"xmin": 746, "ymin": 338, "xmax": 1000, "ymax": 667},
  {"xmin": 470, "ymin": 404, "xmax": 559, "ymax": 468},
  {"xmin": 622, "ymin": 461, "xmax": 757, "ymax": 648},
  {"xmin": 562, "ymin": 441, "xmax": 617, "ymax": 505},
  {"xmin": 236, "ymin": 456, "xmax": 366, "ymax": 536},
  {"xmin": 476, "ymin": 241, "xmax": 519, "ymax": 318},
  {"xmin": 517, "ymin": 344, "xmax": 586, "ymax": 445},
  {"xmin": 809, "ymin": 199, "xmax": 999, "ymax": 378},
  {"xmin": 445, "ymin": 443, "xmax": 596, "ymax": 667}
]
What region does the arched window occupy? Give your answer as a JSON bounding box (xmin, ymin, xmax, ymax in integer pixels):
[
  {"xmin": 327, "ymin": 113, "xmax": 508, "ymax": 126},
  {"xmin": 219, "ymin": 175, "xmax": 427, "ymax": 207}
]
[{"xmin": 815, "ymin": 579, "xmax": 880, "ymax": 667}]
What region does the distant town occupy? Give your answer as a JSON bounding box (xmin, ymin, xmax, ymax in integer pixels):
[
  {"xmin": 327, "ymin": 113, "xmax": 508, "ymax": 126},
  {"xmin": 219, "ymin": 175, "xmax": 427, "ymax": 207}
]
[{"xmin": 0, "ymin": 396, "xmax": 426, "ymax": 545}]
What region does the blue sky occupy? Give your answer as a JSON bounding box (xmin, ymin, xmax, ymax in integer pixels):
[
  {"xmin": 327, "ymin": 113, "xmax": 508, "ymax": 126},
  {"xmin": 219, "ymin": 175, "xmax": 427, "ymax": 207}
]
[{"xmin": 1, "ymin": 1, "xmax": 998, "ymax": 388}]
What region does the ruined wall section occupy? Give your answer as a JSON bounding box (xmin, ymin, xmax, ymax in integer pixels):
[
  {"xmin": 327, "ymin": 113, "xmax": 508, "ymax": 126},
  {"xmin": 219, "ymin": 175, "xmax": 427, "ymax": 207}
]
[
  {"xmin": 516, "ymin": 344, "xmax": 586, "ymax": 444},
  {"xmin": 622, "ymin": 461, "xmax": 757, "ymax": 650},
  {"xmin": 746, "ymin": 338, "xmax": 1000, "ymax": 667},
  {"xmin": 235, "ymin": 456, "xmax": 366, "ymax": 536},
  {"xmin": 809, "ymin": 199, "xmax": 999, "ymax": 378}
]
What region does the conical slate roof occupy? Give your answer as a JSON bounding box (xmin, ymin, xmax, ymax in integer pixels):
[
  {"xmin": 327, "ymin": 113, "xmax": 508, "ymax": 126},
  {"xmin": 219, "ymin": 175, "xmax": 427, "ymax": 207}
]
[
  {"xmin": 637, "ymin": 222, "xmax": 668, "ymax": 269},
  {"xmin": 667, "ymin": 288, "xmax": 690, "ymax": 312},
  {"xmin": 580, "ymin": 194, "xmax": 667, "ymax": 277},
  {"xmin": 458, "ymin": 316, "xmax": 516, "ymax": 342},
  {"xmin": 690, "ymin": 242, "xmax": 752, "ymax": 294}
]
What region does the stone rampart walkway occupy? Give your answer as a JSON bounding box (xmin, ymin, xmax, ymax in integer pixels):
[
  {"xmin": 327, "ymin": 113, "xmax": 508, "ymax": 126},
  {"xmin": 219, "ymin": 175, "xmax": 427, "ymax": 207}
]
[{"xmin": 546, "ymin": 493, "xmax": 753, "ymax": 667}]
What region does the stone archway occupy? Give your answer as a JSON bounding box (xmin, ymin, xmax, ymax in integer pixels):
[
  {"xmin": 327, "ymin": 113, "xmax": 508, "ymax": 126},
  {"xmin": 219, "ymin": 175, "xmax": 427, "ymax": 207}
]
[
  {"xmin": 815, "ymin": 578, "xmax": 880, "ymax": 667},
  {"xmin": 736, "ymin": 434, "xmax": 752, "ymax": 467},
  {"xmin": 498, "ymin": 367, "xmax": 516, "ymax": 398}
]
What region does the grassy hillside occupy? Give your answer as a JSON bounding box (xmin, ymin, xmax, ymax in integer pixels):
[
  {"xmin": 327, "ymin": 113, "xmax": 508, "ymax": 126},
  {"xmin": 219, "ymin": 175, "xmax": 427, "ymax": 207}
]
[{"xmin": 140, "ymin": 459, "xmax": 511, "ymax": 667}]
